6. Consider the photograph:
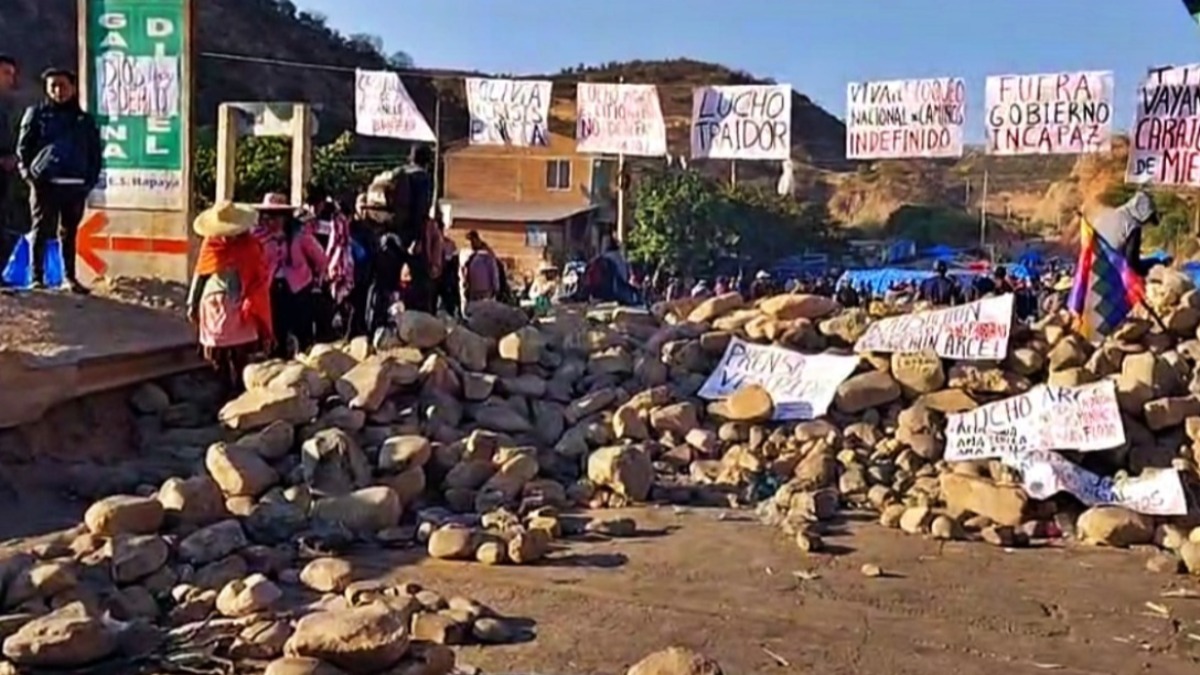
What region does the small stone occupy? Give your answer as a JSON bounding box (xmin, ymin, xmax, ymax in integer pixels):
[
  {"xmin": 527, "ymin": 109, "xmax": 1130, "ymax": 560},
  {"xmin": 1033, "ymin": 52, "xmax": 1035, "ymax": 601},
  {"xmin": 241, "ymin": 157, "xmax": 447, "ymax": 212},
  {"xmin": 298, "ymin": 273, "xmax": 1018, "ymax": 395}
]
[
  {"xmin": 215, "ymin": 574, "xmax": 282, "ymax": 617},
  {"xmin": 507, "ymin": 529, "xmax": 551, "ymax": 564},
  {"xmin": 410, "ymin": 612, "xmax": 466, "ymax": 645},
  {"xmin": 427, "ymin": 527, "xmax": 476, "ymax": 560},
  {"xmin": 471, "ymin": 617, "xmax": 516, "ymax": 644},
  {"xmin": 84, "ymin": 495, "xmax": 164, "ymax": 536},
  {"xmin": 475, "ymin": 541, "xmax": 506, "ymax": 565},
  {"xmin": 299, "ymin": 558, "xmax": 354, "ymax": 594},
  {"xmin": 584, "ymin": 517, "xmax": 637, "ymax": 537},
  {"xmin": 860, "ymin": 563, "xmax": 883, "ymax": 578},
  {"xmin": 795, "ymin": 532, "xmax": 823, "ymax": 553},
  {"xmin": 929, "ymin": 515, "xmax": 957, "ymax": 540},
  {"xmin": 899, "ymin": 506, "xmax": 932, "ymax": 535}
]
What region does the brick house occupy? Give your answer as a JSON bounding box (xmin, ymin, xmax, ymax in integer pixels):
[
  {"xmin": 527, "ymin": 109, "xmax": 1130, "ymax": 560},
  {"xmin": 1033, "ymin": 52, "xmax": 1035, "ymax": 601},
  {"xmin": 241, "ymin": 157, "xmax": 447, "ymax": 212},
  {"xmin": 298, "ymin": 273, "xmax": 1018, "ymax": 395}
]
[{"xmin": 439, "ymin": 131, "xmax": 615, "ymax": 282}]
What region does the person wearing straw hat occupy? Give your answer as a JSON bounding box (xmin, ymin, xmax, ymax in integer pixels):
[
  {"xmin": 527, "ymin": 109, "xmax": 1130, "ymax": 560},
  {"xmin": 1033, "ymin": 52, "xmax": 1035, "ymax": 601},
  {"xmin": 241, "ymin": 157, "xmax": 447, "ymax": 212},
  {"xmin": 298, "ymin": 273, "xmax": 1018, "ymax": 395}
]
[
  {"xmin": 253, "ymin": 192, "xmax": 327, "ymax": 358},
  {"xmin": 188, "ymin": 201, "xmax": 274, "ymax": 390}
]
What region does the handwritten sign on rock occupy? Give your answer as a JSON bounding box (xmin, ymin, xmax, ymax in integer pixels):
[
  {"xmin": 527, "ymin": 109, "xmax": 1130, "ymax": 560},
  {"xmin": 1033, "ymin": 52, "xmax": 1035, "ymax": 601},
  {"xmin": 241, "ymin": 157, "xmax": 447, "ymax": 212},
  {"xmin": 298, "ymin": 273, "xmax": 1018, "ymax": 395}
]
[
  {"xmin": 845, "ymin": 78, "xmax": 966, "ymax": 159},
  {"xmin": 1126, "ymin": 64, "xmax": 1200, "ymax": 186},
  {"xmin": 854, "ymin": 295, "xmax": 1013, "ymax": 360},
  {"xmin": 944, "ymin": 380, "xmax": 1124, "ymax": 461},
  {"xmin": 1001, "ymin": 449, "xmax": 1186, "ymax": 516},
  {"xmin": 354, "ymin": 70, "xmax": 435, "ymax": 142},
  {"xmin": 691, "ymin": 85, "xmax": 792, "ymax": 160},
  {"xmin": 698, "ymin": 337, "xmax": 859, "ymax": 420},
  {"xmin": 466, "ymin": 78, "xmax": 552, "ymax": 147},
  {"xmin": 575, "ymin": 83, "xmax": 668, "ymax": 157},
  {"xmin": 985, "ymin": 71, "xmax": 1113, "ymax": 155}
]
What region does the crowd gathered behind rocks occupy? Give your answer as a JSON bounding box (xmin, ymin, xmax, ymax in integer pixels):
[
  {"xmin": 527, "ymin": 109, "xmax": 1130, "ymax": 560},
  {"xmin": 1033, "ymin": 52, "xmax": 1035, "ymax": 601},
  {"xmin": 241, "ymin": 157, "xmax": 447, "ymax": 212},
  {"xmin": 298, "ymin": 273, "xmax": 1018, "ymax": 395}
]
[{"xmin": 7, "ymin": 265, "xmax": 1200, "ymax": 673}]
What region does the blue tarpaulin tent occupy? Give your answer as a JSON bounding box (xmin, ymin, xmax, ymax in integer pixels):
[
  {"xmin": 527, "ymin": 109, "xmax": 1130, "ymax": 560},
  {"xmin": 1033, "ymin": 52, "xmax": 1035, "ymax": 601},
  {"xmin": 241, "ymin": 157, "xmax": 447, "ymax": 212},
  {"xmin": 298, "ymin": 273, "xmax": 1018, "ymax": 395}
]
[{"xmin": 837, "ymin": 264, "xmax": 1033, "ymax": 296}]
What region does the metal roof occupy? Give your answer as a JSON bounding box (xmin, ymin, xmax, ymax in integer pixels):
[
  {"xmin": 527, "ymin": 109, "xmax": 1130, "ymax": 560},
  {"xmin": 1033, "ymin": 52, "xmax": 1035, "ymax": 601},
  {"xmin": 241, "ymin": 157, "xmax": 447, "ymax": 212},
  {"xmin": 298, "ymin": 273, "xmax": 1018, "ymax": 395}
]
[{"xmin": 439, "ymin": 200, "xmax": 597, "ymax": 223}]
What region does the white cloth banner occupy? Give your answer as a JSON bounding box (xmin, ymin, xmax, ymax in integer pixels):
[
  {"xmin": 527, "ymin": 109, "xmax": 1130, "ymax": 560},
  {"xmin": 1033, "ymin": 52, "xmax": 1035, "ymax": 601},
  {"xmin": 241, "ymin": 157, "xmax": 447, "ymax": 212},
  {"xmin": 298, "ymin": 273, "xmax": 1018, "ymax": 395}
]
[
  {"xmin": 984, "ymin": 70, "xmax": 1113, "ymax": 155},
  {"xmin": 944, "ymin": 380, "xmax": 1125, "ymax": 461},
  {"xmin": 845, "ymin": 77, "xmax": 966, "ymax": 159},
  {"xmin": 465, "ymin": 77, "xmax": 552, "ymax": 146},
  {"xmin": 575, "ymin": 83, "xmax": 668, "ymax": 156},
  {"xmin": 1001, "ymin": 449, "xmax": 1187, "ymax": 516},
  {"xmin": 354, "ymin": 69, "xmax": 436, "ymax": 142},
  {"xmin": 690, "ymin": 85, "xmax": 792, "ymax": 160},
  {"xmin": 854, "ymin": 295, "xmax": 1014, "ymax": 360},
  {"xmin": 1126, "ymin": 63, "xmax": 1200, "ymax": 186},
  {"xmin": 698, "ymin": 337, "xmax": 859, "ymax": 420}
]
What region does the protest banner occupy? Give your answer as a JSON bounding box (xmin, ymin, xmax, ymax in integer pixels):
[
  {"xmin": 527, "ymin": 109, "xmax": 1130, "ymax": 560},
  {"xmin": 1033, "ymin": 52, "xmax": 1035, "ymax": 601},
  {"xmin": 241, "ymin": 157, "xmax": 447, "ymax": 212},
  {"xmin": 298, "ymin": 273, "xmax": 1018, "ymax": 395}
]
[
  {"xmin": 575, "ymin": 83, "xmax": 668, "ymax": 156},
  {"xmin": 698, "ymin": 337, "xmax": 859, "ymax": 420},
  {"xmin": 1001, "ymin": 449, "xmax": 1187, "ymax": 516},
  {"xmin": 845, "ymin": 78, "xmax": 966, "ymax": 159},
  {"xmin": 465, "ymin": 77, "xmax": 552, "ymax": 146},
  {"xmin": 984, "ymin": 71, "xmax": 1113, "ymax": 155},
  {"xmin": 354, "ymin": 69, "xmax": 436, "ymax": 142},
  {"xmin": 853, "ymin": 295, "xmax": 1013, "ymax": 360},
  {"xmin": 690, "ymin": 85, "xmax": 792, "ymax": 160},
  {"xmin": 1126, "ymin": 63, "xmax": 1200, "ymax": 186},
  {"xmin": 944, "ymin": 380, "xmax": 1124, "ymax": 461}
]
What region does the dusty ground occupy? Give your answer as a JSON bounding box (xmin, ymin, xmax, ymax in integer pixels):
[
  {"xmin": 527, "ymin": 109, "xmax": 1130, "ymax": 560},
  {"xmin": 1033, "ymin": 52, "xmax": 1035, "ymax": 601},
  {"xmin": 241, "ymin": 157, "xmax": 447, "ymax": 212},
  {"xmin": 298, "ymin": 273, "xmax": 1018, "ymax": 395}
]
[
  {"xmin": 352, "ymin": 507, "xmax": 1200, "ymax": 675},
  {"xmin": 0, "ymin": 284, "xmax": 191, "ymax": 364}
]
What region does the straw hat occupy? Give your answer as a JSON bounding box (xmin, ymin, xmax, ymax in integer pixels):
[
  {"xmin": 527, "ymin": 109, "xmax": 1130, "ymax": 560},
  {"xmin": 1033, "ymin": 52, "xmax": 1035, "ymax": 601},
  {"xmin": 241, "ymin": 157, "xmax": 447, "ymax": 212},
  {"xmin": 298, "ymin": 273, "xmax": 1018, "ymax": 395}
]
[
  {"xmin": 537, "ymin": 261, "xmax": 558, "ymax": 274},
  {"xmin": 194, "ymin": 201, "xmax": 256, "ymax": 237},
  {"xmin": 253, "ymin": 192, "xmax": 299, "ymax": 213},
  {"xmin": 1053, "ymin": 276, "xmax": 1073, "ymax": 292}
]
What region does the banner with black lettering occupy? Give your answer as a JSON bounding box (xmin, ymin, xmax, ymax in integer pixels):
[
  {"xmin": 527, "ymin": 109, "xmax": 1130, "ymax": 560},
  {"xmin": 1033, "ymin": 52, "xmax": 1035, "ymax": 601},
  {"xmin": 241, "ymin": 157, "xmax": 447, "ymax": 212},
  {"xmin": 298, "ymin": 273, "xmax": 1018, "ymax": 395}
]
[
  {"xmin": 697, "ymin": 337, "xmax": 859, "ymax": 420},
  {"xmin": 944, "ymin": 380, "xmax": 1125, "ymax": 461},
  {"xmin": 1127, "ymin": 64, "xmax": 1200, "ymax": 186},
  {"xmin": 984, "ymin": 71, "xmax": 1113, "ymax": 155},
  {"xmin": 690, "ymin": 85, "xmax": 792, "ymax": 160},
  {"xmin": 854, "ymin": 295, "xmax": 1013, "ymax": 360},
  {"xmin": 846, "ymin": 77, "xmax": 966, "ymax": 159}
]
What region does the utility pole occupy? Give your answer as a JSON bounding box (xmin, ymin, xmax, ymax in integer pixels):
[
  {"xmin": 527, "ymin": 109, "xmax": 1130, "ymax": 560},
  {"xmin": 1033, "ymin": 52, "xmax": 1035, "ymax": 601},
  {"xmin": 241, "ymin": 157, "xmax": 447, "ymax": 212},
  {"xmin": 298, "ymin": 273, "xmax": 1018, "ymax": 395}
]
[
  {"xmin": 979, "ymin": 169, "xmax": 989, "ymax": 249},
  {"xmin": 615, "ymin": 76, "xmax": 627, "ymax": 250},
  {"xmin": 431, "ymin": 96, "xmax": 442, "ymax": 218},
  {"xmin": 730, "ymin": 160, "xmax": 738, "ymax": 188}
]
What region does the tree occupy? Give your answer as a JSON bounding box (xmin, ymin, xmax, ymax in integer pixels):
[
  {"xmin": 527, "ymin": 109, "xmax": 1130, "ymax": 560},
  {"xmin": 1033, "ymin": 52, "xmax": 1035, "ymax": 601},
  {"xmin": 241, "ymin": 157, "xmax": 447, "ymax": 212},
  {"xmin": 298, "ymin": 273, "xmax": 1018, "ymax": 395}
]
[
  {"xmin": 387, "ymin": 51, "xmax": 415, "ymax": 69},
  {"xmin": 191, "ymin": 132, "xmax": 381, "ymax": 208},
  {"xmin": 628, "ymin": 170, "xmax": 735, "ymax": 276},
  {"xmin": 347, "ymin": 33, "xmax": 385, "ymax": 56},
  {"xmin": 628, "ymin": 168, "xmax": 834, "ymax": 277}
]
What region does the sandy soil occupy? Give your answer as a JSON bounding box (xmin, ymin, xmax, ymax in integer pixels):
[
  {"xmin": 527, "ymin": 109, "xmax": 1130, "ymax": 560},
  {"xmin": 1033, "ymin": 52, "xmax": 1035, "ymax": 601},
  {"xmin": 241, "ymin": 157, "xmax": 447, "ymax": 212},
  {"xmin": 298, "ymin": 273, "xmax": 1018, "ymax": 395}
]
[
  {"xmin": 0, "ymin": 286, "xmax": 192, "ymax": 364},
  {"xmin": 359, "ymin": 507, "xmax": 1200, "ymax": 675}
]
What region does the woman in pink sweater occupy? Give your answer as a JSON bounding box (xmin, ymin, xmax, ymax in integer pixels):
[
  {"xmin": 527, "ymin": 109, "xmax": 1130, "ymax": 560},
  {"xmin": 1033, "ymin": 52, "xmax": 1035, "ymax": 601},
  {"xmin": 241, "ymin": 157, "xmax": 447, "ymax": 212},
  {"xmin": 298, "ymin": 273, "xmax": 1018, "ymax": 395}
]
[{"xmin": 253, "ymin": 193, "xmax": 328, "ymax": 358}]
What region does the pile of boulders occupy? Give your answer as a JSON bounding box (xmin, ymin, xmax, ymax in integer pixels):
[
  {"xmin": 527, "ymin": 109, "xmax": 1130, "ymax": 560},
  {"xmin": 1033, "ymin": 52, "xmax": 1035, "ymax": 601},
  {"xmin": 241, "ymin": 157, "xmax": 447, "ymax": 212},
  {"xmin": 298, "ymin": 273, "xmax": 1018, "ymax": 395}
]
[{"xmin": 12, "ymin": 269, "xmax": 1200, "ymax": 670}]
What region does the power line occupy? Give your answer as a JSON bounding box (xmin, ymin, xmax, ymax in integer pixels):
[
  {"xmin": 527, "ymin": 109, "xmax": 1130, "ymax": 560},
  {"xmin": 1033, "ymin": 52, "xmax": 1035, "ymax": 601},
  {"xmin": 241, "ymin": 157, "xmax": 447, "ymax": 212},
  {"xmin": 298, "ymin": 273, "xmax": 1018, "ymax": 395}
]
[{"xmin": 196, "ymin": 50, "xmax": 1137, "ymax": 164}]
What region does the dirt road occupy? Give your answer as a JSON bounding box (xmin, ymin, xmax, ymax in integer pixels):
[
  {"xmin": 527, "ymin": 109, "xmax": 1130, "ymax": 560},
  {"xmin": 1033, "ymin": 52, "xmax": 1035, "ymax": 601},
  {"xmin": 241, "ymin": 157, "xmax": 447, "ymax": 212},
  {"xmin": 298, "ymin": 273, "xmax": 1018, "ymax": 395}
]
[{"xmin": 366, "ymin": 507, "xmax": 1200, "ymax": 675}]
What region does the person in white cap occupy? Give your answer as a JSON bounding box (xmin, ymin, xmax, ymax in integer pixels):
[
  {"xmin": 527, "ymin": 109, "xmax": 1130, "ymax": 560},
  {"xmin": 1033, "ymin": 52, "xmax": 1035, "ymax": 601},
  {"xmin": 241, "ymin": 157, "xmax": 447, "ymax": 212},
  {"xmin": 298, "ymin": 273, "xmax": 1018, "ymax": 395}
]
[{"xmin": 1091, "ymin": 190, "xmax": 1160, "ymax": 276}]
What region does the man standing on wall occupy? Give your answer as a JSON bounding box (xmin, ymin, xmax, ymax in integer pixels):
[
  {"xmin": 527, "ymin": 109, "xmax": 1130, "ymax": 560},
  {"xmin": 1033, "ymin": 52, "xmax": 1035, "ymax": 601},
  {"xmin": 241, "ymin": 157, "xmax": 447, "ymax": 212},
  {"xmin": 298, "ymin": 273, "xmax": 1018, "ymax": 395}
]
[
  {"xmin": 0, "ymin": 55, "xmax": 18, "ymax": 272},
  {"xmin": 16, "ymin": 68, "xmax": 101, "ymax": 293}
]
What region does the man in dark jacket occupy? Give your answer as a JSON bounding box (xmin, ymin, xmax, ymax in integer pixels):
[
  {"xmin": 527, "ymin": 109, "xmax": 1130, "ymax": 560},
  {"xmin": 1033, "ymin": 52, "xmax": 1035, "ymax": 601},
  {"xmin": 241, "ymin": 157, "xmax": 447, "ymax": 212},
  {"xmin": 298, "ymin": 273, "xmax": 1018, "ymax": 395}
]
[
  {"xmin": 0, "ymin": 55, "xmax": 18, "ymax": 271},
  {"xmin": 16, "ymin": 68, "xmax": 101, "ymax": 293}
]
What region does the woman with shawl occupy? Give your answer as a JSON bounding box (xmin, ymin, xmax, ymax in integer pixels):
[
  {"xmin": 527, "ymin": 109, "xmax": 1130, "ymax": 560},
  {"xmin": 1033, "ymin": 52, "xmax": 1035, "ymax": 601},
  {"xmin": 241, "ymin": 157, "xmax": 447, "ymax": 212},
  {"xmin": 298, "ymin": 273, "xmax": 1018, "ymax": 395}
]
[{"xmin": 187, "ymin": 202, "xmax": 273, "ymax": 390}]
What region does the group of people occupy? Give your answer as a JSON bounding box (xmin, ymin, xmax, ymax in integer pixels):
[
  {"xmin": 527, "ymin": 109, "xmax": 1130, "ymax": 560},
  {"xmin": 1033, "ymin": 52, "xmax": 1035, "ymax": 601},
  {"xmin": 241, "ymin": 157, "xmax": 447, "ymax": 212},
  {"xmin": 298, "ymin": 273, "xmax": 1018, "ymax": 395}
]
[
  {"xmin": 0, "ymin": 57, "xmax": 103, "ymax": 293},
  {"xmin": 187, "ymin": 146, "xmax": 516, "ymax": 388}
]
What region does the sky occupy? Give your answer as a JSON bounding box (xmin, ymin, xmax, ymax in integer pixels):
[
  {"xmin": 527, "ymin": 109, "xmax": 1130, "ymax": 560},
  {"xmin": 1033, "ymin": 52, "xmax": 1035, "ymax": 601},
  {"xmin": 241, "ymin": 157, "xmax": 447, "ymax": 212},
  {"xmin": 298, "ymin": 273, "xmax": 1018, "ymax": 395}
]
[{"xmin": 299, "ymin": 0, "xmax": 1200, "ymax": 143}]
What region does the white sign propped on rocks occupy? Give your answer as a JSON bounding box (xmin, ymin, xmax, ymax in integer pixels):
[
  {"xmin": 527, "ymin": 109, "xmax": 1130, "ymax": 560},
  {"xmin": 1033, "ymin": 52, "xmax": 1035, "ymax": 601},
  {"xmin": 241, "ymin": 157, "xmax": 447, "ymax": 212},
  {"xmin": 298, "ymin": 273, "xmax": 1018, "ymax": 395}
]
[
  {"xmin": 466, "ymin": 77, "xmax": 552, "ymax": 146},
  {"xmin": 854, "ymin": 295, "xmax": 1014, "ymax": 360},
  {"xmin": 698, "ymin": 337, "xmax": 859, "ymax": 420},
  {"xmin": 944, "ymin": 380, "xmax": 1125, "ymax": 461},
  {"xmin": 691, "ymin": 85, "xmax": 792, "ymax": 160},
  {"xmin": 1002, "ymin": 450, "xmax": 1187, "ymax": 516},
  {"xmin": 354, "ymin": 70, "xmax": 436, "ymax": 142}
]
